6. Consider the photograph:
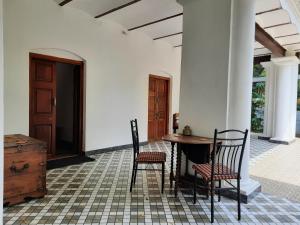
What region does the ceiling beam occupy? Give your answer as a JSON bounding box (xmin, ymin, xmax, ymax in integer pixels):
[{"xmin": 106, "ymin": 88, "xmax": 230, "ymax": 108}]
[
  {"xmin": 275, "ymin": 33, "xmax": 299, "ymax": 38},
  {"xmin": 283, "ymin": 42, "xmax": 300, "ymax": 46},
  {"xmin": 95, "ymin": 0, "xmax": 141, "ymax": 19},
  {"xmin": 129, "ymin": 13, "xmax": 183, "ymax": 31},
  {"xmin": 256, "ymin": 7, "xmax": 282, "ymax": 16},
  {"xmin": 255, "ymin": 23, "xmax": 286, "ymax": 56},
  {"xmin": 59, "ymin": 0, "xmax": 73, "ymax": 6},
  {"xmin": 154, "ymin": 32, "xmax": 183, "ymax": 40},
  {"xmin": 264, "ymin": 22, "xmax": 290, "ymax": 29},
  {"xmin": 254, "ymin": 47, "xmax": 267, "ymax": 50}
]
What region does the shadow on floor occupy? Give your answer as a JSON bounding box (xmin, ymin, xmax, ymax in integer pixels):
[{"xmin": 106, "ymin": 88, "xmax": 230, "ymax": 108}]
[{"xmin": 251, "ymin": 175, "xmax": 300, "ymax": 203}]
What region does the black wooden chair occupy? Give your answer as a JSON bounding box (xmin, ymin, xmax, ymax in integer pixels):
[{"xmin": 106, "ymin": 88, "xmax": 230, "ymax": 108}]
[
  {"xmin": 130, "ymin": 119, "xmax": 166, "ymax": 193},
  {"xmin": 192, "ymin": 129, "xmax": 248, "ymax": 223}
]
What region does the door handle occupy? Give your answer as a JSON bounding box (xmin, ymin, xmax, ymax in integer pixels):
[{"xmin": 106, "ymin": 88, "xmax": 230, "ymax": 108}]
[{"xmin": 52, "ymin": 97, "xmax": 56, "ymax": 107}]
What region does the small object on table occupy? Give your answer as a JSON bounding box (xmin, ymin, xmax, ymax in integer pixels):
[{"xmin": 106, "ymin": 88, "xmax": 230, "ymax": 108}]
[{"xmin": 182, "ymin": 125, "xmax": 192, "ymax": 136}]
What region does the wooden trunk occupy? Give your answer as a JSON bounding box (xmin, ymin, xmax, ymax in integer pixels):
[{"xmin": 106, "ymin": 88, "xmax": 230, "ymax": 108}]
[{"xmin": 4, "ymin": 134, "xmax": 47, "ymax": 206}]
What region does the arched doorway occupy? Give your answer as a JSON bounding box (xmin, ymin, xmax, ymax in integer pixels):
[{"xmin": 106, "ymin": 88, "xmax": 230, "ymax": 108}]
[{"xmin": 29, "ymin": 53, "xmax": 84, "ymax": 160}]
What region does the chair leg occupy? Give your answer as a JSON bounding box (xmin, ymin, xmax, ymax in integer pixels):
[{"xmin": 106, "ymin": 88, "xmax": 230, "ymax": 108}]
[
  {"xmin": 130, "ymin": 162, "xmax": 136, "ymax": 192},
  {"xmin": 211, "ymin": 181, "xmax": 214, "ymax": 223},
  {"xmin": 237, "ymin": 179, "xmax": 241, "ymax": 221},
  {"xmin": 161, "ymin": 162, "xmax": 165, "ymax": 193},
  {"xmin": 185, "ymin": 156, "xmax": 189, "ymax": 176},
  {"xmin": 218, "ymin": 180, "xmax": 221, "ymax": 202},
  {"xmin": 206, "ymin": 181, "xmax": 209, "ymax": 200},
  {"xmin": 193, "ymin": 171, "xmax": 197, "ymax": 204},
  {"xmin": 133, "ymin": 163, "xmax": 138, "ymax": 185}
]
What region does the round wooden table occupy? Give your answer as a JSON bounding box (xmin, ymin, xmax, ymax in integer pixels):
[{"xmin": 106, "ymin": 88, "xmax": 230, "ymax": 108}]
[{"xmin": 162, "ymin": 133, "xmax": 215, "ymax": 197}]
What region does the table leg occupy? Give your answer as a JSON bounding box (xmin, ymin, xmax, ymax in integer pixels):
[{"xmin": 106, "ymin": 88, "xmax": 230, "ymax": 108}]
[
  {"xmin": 170, "ymin": 142, "xmax": 175, "ymax": 188},
  {"xmin": 175, "ymin": 143, "xmax": 182, "ymax": 197}
]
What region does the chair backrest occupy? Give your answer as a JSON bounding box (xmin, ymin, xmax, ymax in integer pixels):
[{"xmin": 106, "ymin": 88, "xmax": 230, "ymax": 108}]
[
  {"xmin": 211, "ymin": 129, "xmax": 248, "ymax": 179},
  {"xmin": 130, "ymin": 119, "xmax": 140, "ymax": 156},
  {"xmin": 173, "ymin": 113, "xmax": 179, "ymax": 133}
]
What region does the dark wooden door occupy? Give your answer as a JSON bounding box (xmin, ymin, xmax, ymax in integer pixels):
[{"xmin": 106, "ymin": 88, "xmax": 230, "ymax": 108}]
[
  {"xmin": 30, "ymin": 58, "xmax": 56, "ymax": 157},
  {"xmin": 148, "ymin": 75, "xmax": 169, "ymax": 141}
]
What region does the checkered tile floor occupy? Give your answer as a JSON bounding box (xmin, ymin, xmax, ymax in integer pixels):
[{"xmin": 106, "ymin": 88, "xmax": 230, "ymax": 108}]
[
  {"xmin": 250, "ymin": 136, "xmax": 300, "ymax": 203},
  {"xmin": 4, "ymin": 142, "xmax": 300, "ymax": 225},
  {"xmin": 249, "ymin": 136, "xmax": 279, "ymax": 165}
]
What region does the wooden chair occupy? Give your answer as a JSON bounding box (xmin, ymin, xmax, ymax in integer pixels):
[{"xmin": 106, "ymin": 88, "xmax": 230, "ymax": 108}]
[
  {"xmin": 172, "ymin": 113, "xmax": 179, "ymax": 133},
  {"xmin": 130, "ymin": 119, "xmax": 166, "ymax": 193},
  {"xmin": 192, "ymin": 129, "xmax": 248, "ymax": 223}
]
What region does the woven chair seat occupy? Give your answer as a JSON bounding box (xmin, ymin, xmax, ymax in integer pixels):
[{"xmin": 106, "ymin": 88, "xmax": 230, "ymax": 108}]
[
  {"xmin": 192, "ymin": 164, "xmax": 238, "ymax": 181},
  {"xmin": 136, "ymin": 152, "xmax": 166, "ymax": 163}
]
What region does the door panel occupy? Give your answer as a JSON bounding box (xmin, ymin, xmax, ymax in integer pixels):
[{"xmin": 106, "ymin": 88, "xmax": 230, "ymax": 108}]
[
  {"xmin": 34, "ymin": 89, "xmax": 53, "ymax": 113},
  {"xmin": 30, "ymin": 59, "xmax": 56, "ymax": 157},
  {"xmin": 148, "ymin": 76, "xmax": 169, "ymax": 141}
]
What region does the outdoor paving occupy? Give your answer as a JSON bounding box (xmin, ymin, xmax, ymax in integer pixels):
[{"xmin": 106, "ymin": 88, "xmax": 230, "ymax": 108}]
[
  {"xmin": 4, "ymin": 141, "xmax": 300, "ymax": 225},
  {"xmin": 250, "ymin": 136, "xmax": 300, "ymax": 203}
]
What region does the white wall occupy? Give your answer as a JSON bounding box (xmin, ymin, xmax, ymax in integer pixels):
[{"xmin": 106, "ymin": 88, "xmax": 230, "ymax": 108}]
[
  {"xmin": 0, "ymin": 0, "xmax": 3, "ymax": 220},
  {"xmin": 4, "ymin": 0, "xmax": 181, "ymax": 151}
]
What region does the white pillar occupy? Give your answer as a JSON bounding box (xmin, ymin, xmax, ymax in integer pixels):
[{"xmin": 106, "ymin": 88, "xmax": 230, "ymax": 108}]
[
  {"xmin": 261, "ymin": 62, "xmax": 275, "ymax": 138},
  {"xmin": 226, "ymin": 0, "xmax": 260, "ymax": 198},
  {"xmin": 270, "ymin": 56, "xmax": 299, "ymax": 144},
  {"xmin": 0, "ymin": 0, "xmax": 4, "ymax": 220},
  {"xmin": 178, "ymin": 0, "xmax": 260, "ymax": 201}
]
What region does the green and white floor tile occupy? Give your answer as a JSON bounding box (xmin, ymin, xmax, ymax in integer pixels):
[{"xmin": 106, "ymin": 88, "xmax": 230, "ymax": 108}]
[{"xmin": 4, "ymin": 142, "xmax": 300, "ymax": 225}]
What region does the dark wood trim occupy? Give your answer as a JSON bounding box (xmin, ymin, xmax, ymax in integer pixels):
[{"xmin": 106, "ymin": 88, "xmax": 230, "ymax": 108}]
[
  {"xmin": 29, "ymin": 53, "xmax": 82, "ymax": 65},
  {"xmin": 154, "ymin": 32, "xmax": 183, "ymax": 40},
  {"xmin": 78, "ymin": 63, "xmax": 84, "ymax": 156},
  {"xmin": 59, "ymin": 0, "xmax": 73, "ymax": 6},
  {"xmin": 256, "ymin": 8, "xmax": 282, "ymax": 15},
  {"xmin": 255, "ymin": 23, "xmax": 286, "ymax": 57},
  {"xmin": 129, "ymin": 13, "xmax": 183, "ymax": 31},
  {"xmin": 148, "ymin": 74, "xmax": 170, "ymax": 141},
  {"xmin": 95, "ymin": 0, "xmax": 141, "ymax": 18},
  {"xmin": 149, "ymin": 74, "xmax": 171, "ymax": 81},
  {"xmin": 264, "ymin": 22, "xmax": 290, "ymax": 29},
  {"xmin": 275, "ymin": 33, "xmax": 299, "ymax": 39},
  {"xmin": 29, "ymin": 53, "xmax": 85, "ymax": 158},
  {"xmin": 254, "ymin": 55, "xmax": 271, "ymax": 65}
]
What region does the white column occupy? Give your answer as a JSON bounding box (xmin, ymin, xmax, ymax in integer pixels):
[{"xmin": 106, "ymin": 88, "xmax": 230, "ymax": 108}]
[
  {"xmin": 178, "ymin": 0, "xmax": 260, "ymax": 200},
  {"xmin": 226, "ymin": 0, "xmax": 260, "ymax": 197},
  {"xmin": 261, "ymin": 62, "xmax": 275, "ymax": 138},
  {"xmin": 270, "ymin": 56, "xmax": 299, "ymax": 144},
  {"xmin": 0, "ymin": 0, "xmax": 4, "ymax": 220}
]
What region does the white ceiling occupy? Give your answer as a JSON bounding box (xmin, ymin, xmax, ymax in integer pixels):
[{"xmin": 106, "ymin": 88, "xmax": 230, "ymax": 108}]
[{"xmin": 54, "ymin": 0, "xmax": 300, "ymax": 56}]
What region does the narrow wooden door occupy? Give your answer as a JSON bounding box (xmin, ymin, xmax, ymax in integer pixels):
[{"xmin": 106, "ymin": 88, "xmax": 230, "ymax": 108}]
[
  {"xmin": 148, "ymin": 75, "xmax": 169, "ymax": 141},
  {"xmin": 29, "ymin": 58, "xmax": 56, "ymax": 157}
]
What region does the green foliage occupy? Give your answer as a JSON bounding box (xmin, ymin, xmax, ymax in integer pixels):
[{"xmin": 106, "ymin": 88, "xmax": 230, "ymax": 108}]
[
  {"xmin": 251, "ymin": 64, "xmax": 265, "ymax": 133},
  {"xmin": 253, "ymin": 64, "xmax": 266, "ymax": 78}
]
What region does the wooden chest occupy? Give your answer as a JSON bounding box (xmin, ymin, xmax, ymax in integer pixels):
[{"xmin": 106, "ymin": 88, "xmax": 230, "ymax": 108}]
[{"xmin": 4, "ymin": 134, "xmax": 47, "ymax": 206}]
